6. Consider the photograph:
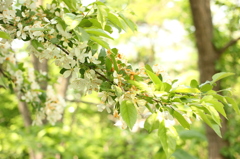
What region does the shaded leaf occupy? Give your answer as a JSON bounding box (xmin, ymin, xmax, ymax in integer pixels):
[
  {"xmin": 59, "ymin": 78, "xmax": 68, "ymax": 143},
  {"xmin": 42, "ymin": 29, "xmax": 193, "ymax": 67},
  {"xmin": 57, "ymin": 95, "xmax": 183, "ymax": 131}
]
[
  {"xmin": 172, "ymin": 110, "xmax": 190, "ymax": 129},
  {"xmin": 144, "ymin": 113, "xmax": 159, "ymax": 133},
  {"xmin": 172, "ymin": 149, "xmax": 198, "ymax": 159},
  {"xmin": 225, "ymin": 96, "xmax": 240, "ymax": 115}
]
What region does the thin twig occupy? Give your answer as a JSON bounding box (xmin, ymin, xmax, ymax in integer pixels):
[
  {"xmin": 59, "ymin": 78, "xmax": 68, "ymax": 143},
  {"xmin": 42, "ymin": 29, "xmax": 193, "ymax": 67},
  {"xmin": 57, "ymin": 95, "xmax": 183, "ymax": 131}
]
[
  {"xmin": 55, "ymin": 44, "xmax": 69, "ymax": 55},
  {"xmin": 67, "ymin": 99, "xmax": 100, "ymax": 105},
  {"xmin": 218, "ymin": 37, "xmax": 240, "ymax": 54},
  {"xmin": 94, "ymin": 70, "xmax": 115, "ymax": 85}
]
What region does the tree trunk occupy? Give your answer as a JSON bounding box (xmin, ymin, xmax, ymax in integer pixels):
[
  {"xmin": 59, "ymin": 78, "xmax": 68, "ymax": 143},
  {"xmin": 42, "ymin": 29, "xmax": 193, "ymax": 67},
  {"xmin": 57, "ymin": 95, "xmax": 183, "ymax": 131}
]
[{"xmin": 189, "ymin": 0, "xmax": 228, "ymax": 159}]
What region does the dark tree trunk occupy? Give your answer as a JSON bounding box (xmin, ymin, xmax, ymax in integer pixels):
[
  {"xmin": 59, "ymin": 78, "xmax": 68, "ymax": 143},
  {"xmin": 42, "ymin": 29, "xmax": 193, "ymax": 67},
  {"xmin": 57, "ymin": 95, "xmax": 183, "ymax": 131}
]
[{"xmin": 189, "ymin": 0, "xmax": 228, "ymax": 159}]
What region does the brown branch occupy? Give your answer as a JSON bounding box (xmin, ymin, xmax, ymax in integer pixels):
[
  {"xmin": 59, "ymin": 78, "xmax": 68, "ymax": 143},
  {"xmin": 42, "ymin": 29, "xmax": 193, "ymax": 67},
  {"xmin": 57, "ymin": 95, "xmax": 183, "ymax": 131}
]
[
  {"xmin": 67, "ymin": 99, "xmax": 100, "ymax": 105},
  {"xmin": 94, "ymin": 70, "xmax": 115, "ymax": 85},
  {"xmin": 55, "ymin": 44, "xmax": 69, "ymax": 55},
  {"xmin": 218, "ymin": 37, "xmax": 240, "ymax": 54}
]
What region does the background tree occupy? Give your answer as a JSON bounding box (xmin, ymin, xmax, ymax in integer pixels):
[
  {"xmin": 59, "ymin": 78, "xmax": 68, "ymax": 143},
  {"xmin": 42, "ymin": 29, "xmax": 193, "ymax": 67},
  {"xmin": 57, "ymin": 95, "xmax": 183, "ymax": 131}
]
[{"xmin": 189, "ymin": 0, "xmax": 240, "ymax": 159}]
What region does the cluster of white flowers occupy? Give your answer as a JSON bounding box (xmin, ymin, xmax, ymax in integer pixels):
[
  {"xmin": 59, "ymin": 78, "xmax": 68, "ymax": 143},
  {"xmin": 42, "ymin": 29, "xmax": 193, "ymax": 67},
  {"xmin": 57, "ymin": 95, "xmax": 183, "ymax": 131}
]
[
  {"xmin": 0, "ymin": 0, "xmax": 187, "ymax": 130},
  {"xmin": 33, "ymin": 86, "xmax": 65, "ymax": 125}
]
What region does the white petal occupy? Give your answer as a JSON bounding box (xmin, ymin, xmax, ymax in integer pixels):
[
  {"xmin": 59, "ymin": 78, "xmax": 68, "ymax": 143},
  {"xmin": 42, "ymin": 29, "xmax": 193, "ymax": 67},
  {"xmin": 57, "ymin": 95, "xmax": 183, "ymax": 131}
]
[{"xmin": 63, "ymin": 70, "xmax": 71, "ymax": 78}]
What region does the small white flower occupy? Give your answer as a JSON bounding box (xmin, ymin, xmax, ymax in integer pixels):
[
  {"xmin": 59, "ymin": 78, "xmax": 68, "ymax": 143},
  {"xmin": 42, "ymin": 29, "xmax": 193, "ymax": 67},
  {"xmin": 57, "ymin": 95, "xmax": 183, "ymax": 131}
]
[{"xmin": 114, "ymin": 117, "xmax": 127, "ymax": 129}]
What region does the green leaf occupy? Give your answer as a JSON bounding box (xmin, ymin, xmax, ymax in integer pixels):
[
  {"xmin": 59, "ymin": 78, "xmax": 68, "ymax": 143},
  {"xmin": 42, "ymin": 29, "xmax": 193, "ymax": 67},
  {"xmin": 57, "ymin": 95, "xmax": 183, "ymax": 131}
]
[
  {"xmin": 211, "ymin": 72, "xmax": 234, "ymax": 84},
  {"xmin": 118, "ymin": 13, "xmax": 137, "ymax": 31},
  {"xmin": 172, "ymin": 87, "xmax": 200, "ymax": 93},
  {"xmin": 89, "ymin": 36, "xmax": 110, "ymax": 49},
  {"xmin": 107, "ymin": 12, "xmax": 127, "ymax": 31},
  {"xmin": 0, "ymin": 31, "xmax": 11, "ymax": 39},
  {"xmin": 99, "ymin": 47, "xmax": 106, "ymax": 58},
  {"xmin": 144, "ymin": 113, "xmax": 159, "ymax": 133},
  {"xmin": 31, "ymin": 39, "xmax": 44, "ymax": 51},
  {"xmin": 30, "ymin": 28, "xmax": 50, "ymax": 31},
  {"xmin": 105, "ymin": 57, "xmax": 112, "ymax": 72},
  {"xmin": 63, "ymin": 13, "xmax": 82, "ymax": 30},
  {"xmin": 202, "ymin": 96, "xmax": 227, "ymax": 118},
  {"xmin": 128, "ymin": 80, "xmax": 149, "ymax": 91},
  {"xmin": 49, "ymin": 38, "xmax": 59, "ymax": 44},
  {"xmin": 62, "ymin": 0, "xmax": 77, "ymax": 11},
  {"xmin": 172, "ymin": 149, "xmax": 198, "ymax": 159},
  {"xmin": 145, "ymin": 69, "xmax": 163, "ymax": 91},
  {"xmin": 158, "ymin": 121, "xmax": 169, "ymax": 157},
  {"xmin": 145, "ymin": 64, "xmax": 154, "ymax": 72},
  {"xmin": 190, "ymin": 79, "xmax": 199, "ymax": 88},
  {"xmin": 200, "ymin": 83, "xmax": 213, "ymax": 92},
  {"xmin": 163, "ymin": 82, "xmax": 172, "ymax": 92},
  {"xmin": 74, "ymin": 27, "xmax": 90, "ymax": 42},
  {"xmin": 60, "ymin": 68, "xmax": 68, "ymax": 74},
  {"xmin": 225, "ymin": 97, "xmax": 240, "ymax": 115},
  {"xmin": 96, "ymin": 4, "xmax": 108, "ymax": 29},
  {"xmin": 192, "ymin": 108, "xmax": 222, "ymax": 137},
  {"xmin": 120, "ymin": 100, "xmax": 137, "ymax": 129},
  {"xmin": 110, "ymin": 54, "xmax": 119, "ymax": 72},
  {"xmin": 179, "ymin": 130, "xmax": 206, "ymax": 140},
  {"xmin": 172, "ymin": 110, "xmax": 190, "ymax": 129},
  {"xmin": 85, "ymin": 28, "xmax": 113, "ymax": 40},
  {"xmin": 100, "ymin": 81, "xmax": 111, "ymax": 91},
  {"xmin": 112, "ymin": 85, "xmax": 123, "ymax": 97}
]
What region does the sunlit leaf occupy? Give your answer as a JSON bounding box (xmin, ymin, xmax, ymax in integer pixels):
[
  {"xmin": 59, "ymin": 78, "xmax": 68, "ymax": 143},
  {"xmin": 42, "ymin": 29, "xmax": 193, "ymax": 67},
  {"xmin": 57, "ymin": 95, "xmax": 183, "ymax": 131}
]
[
  {"xmin": 96, "ymin": 4, "xmax": 108, "ymax": 29},
  {"xmin": 62, "ymin": 0, "xmax": 77, "ymax": 11},
  {"xmin": 225, "ymin": 96, "xmax": 240, "ymax": 115},
  {"xmin": 211, "ymin": 72, "xmax": 234, "ymax": 84},
  {"xmin": 74, "ymin": 27, "xmax": 90, "ymax": 42},
  {"xmin": 108, "ymin": 12, "xmax": 127, "ymax": 31},
  {"xmin": 120, "ymin": 100, "xmax": 137, "ymax": 129},
  {"xmin": 201, "ymin": 96, "xmax": 227, "ymax": 118},
  {"xmin": 158, "ymin": 121, "xmax": 169, "ymax": 157},
  {"xmin": 118, "ymin": 13, "xmax": 137, "ymax": 31},
  {"xmin": 192, "ymin": 107, "xmax": 222, "ymax": 137},
  {"xmin": 0, "ymin": 31, "xmax": 11, "ymax": 39},
  {"xmin": 190, "ymin": 79, "xmax": 199, "ymax": 88},
  {"xmin": 63, "ymin": 13, "xmax": 82, "ymax": 30},
  {"xmin": 85, "ymin": 28, "xmax": 113, "ymax": 40},
  {"xmin": 200, "ymin": 83, "xmax": 213, "ymax": 92},
  {"xmin": 128, "ymin": 80, "xmax": 150, "ymax": 92},
  {"xmin": 172, "ymin": 87, "xmax": 200, "ymax": 93},
  {"xmin": 145, "ymin": 67, "xmax": 163, "ymax": 91},
  {"xmin": 89, "ymin": 36, "xmax": 110, "ymax": 49}
]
